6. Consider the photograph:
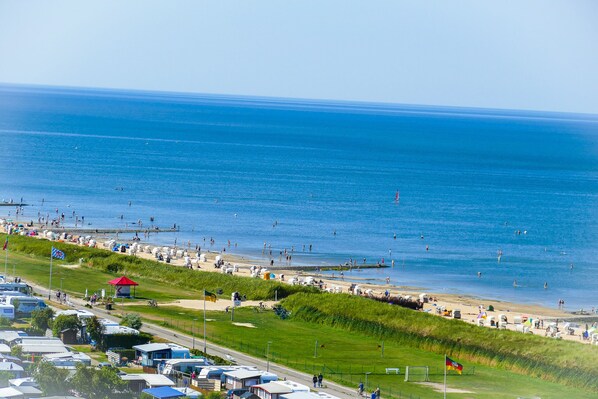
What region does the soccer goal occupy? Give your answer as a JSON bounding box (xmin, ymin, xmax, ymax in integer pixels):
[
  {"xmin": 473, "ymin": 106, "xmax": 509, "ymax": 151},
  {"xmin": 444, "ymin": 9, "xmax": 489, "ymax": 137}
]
[{"xmin": 404, "ymin": 366, "xmax": 430, "ymax": 382}]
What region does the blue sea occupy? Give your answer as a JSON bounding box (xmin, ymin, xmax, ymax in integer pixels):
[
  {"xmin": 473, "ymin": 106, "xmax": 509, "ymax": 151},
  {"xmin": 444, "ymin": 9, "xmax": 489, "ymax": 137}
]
[{"xmin": 1, "ymin": 84, "xmax": 597, "ymax": 309}]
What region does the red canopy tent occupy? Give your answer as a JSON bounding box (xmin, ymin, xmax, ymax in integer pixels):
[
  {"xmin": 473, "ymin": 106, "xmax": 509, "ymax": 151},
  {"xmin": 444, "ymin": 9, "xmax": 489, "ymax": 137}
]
[{"xmin": 108, "ymin": 276, "xmax": 139, "ymax": 298}]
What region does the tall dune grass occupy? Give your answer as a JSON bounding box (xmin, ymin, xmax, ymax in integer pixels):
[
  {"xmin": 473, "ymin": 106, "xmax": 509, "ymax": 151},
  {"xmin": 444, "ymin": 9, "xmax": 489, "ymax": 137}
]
[
  {"xmin": 1, "ymin": 234, "xmax": 316, "ymax": 300},
  {"xmin": 282, "ymin": 293, "xmax": 598, "ymax": 391}
]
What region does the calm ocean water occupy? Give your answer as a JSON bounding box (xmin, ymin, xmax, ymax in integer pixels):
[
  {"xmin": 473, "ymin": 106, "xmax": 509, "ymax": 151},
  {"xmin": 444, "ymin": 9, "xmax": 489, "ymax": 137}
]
[{"xmin": 1, "ymin": 85, "xmax": 597, "ymax": 309}]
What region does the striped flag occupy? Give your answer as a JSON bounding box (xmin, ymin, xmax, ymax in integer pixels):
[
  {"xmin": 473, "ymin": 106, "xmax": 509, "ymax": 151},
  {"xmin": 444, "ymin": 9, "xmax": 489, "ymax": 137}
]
[
  {"xmin": 204, "ymin": 290, "xmax": 217, "ymax": 302},
  {"xmin": 446, "ymin": 356, "xmax": 463, "ymax": 374},
  {"xmin": 51, "ymin": 247, "xmax": 65, "ymax": 260}
]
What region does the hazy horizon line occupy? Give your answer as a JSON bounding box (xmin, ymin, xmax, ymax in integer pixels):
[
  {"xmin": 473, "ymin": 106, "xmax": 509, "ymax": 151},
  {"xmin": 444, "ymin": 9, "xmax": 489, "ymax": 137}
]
[{"xmin": 2, "ymin": 81, "xmax": 598, "ymax": 121}]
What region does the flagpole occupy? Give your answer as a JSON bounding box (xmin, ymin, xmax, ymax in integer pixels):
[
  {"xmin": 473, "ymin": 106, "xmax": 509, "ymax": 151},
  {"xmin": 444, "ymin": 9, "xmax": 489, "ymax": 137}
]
[
  {"xmin": 48, "ymin": 249, "xmax": 53, "ymax": 300},
  {"xmin": 444, "ymin": 354, "xmax": 447, "ymax": 399},
  {"xmin": 203, "ymin": 289, "xmax": 207, "ymax": 354},
  {"xmin": 4, "ymin": 242, "xmax": 8, "ymax": 278}
]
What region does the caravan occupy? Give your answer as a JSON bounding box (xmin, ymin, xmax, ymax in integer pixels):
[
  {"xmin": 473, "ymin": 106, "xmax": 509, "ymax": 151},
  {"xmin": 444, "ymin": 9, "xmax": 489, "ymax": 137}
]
[
  {"xmin": 0, "ymin": 304, "xmax": 15, "ymax": 320},
  {"xmin": 5, "ymin": 296, "xmax": 47, "ymax": 316},
  {"xmin": 161, "ymin": 358, "xmax": 214, "ymax": 375}
]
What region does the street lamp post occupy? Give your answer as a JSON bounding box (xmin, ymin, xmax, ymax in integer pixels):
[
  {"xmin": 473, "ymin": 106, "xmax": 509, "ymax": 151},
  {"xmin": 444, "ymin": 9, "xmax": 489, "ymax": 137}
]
[
  {"xmin": 266, "ymin": 341, "xmax": 272, "ymax": 372},
  {"xmin": 60, "ymin": 278, "xmax": 64, "ymax": 292},
  {"xmin": 365, "ymin": 372, "xmax": 372, "ymax": 391}
]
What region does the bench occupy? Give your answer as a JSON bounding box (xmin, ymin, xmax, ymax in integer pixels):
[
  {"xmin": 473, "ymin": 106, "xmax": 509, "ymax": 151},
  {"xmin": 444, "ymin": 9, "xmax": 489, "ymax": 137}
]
[{"xmin": 386, "ymin": 368, "xmax": 400, "ymax": 374}]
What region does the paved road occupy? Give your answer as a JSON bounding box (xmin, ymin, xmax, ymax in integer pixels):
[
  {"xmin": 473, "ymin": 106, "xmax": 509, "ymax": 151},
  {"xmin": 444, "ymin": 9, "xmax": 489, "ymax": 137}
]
[{"xmin": 31, "ymin": 283, "xmax": 357, "ymax": 399}]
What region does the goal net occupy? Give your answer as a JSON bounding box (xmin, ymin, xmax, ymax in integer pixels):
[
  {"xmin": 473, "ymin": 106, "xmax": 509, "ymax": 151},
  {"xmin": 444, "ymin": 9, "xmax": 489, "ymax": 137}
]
[{"xmin": 404, "ymin": 366, "xmax": 430, "ymax": 382}]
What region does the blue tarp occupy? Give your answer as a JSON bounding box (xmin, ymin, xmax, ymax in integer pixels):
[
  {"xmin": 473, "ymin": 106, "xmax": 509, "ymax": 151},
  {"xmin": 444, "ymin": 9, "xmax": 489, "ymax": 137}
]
[{"xmin": 141, "ymin": 386, "xmax": 186, "ymax": 398}]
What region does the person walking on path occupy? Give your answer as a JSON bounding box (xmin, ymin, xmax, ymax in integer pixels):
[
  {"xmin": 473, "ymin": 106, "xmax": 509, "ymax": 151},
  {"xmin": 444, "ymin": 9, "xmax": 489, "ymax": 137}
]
[
  {"xmin": 312, "ymin": 375, "xmax": 318, "ymax": 388},
  {"xmin": 358, "ymin": 382, "xmax": 364, "ymax": 396},
  {"xmin": 374, "ymin": 387, "xmax": 380, "ymax": 399},
  {"xmin": 317, "ymin": 373, "xmax": 323, "ymax": 387}
]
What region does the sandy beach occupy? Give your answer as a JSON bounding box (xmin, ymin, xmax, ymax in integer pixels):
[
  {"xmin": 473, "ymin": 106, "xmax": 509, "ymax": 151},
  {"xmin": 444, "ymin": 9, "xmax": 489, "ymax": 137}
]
[
  {"xmin": 3, "ymin": 221, "xmax": 596, "ymax": 345},
  {"xmin": 108, "ymin": 237, "xmax": 594, "ymax": 344}
]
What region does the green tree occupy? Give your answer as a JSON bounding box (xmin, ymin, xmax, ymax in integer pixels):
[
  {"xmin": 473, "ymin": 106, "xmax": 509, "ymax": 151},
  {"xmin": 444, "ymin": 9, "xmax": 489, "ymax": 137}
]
[
  {"xmin": 31, "ymin": 307, "xmax": 55, "ymax": 331},
  {"xmin": 52, "ymin": 314, "xmax": 81, "ymax": 337},
  {"xmin": 86, "ymin": 316, "xmax": 105, "ymax": 344},
  {"xmin": 10, "ymin": 345, "xmax": 22, "ymax": 359},
  {"xmin": 32, "ymin": 361, "xmax": 69, "ymax": 396},
  {"xmin": 0, "ymin": 370, "xmax": 13, "ymax": 387},
  {"xmin": 120, "ymin": 313, "xmax": 142, "ymax": 330},
  {"xmin": 206, "ymin": 392, "xmax": 227, "ymax": 399},
  {"xmin": 70, "ymin": 363, "xmax": 129, "ymax": 399},
  {"xmin": 11, "ymin": 299, "xmax": 20, "ymax": 316},
  {"xmin": 0, "ymin": 317, "xmax": 12, "ymax": 328}
]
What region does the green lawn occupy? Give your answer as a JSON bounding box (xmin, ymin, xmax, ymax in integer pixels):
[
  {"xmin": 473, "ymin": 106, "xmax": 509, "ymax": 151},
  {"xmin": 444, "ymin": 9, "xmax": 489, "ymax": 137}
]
[
  {"xmin": 4, "ymin": 239, "xmax": 597, "ymax": 399},
  {"xmin": 7, "ymin": 252, "xmax": 200, "ymax": 303},
  {"xmin": 130, "ymin": 305, "xmax": 596, "ymax": 399}
]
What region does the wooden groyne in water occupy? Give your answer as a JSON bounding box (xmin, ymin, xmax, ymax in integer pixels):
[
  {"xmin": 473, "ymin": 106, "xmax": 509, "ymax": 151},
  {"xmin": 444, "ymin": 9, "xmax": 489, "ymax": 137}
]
[{"xmin": 43, "ymin": 227, "xmax": 179, "ymax": 235}]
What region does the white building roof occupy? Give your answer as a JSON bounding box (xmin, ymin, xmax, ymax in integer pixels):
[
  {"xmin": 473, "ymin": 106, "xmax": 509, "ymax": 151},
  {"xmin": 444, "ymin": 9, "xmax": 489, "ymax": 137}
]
[
  {"xmin": 0, "ymin": 331, "xmax": 27, "ymax": 343},
  {"xmin": 121, "ymin": 373, "xmax": 175, "ymax": 387},
  {"xmin": 316, "ymin": 393, "xmax": 342, "ymax": 399},
  {"xmin": 19, "ymin": 343, "xmax": 69, "ymax": 354},
  {"xmin": 273, "ymin": 380, "xmax": 311, "ymax": 392},
  {"xmin": 0, "ymin": 386, "xmax": 24, "ymax": 398},
  {"xmin": 133, "ymin": 343, "xmax": 187, "ymax": 352},
  {"xmin": 0, "ymin": 362, "xmax": 23, "ymax": 372},
  {"xmin": 0, "ymin": 343, "xmax": 11, "ymax": 353},
  {"xmin": 43, "ymin": 352, "xmax": 91, "ymax": 362},
  {"xmin": 224, "ymin": 369, "xmax": 263, "ymax": 380},
  {"xmin": 99, "ymin": 318, "xmax": 119, "ymax": 327},
  {"xmin": 133, "ymin": 343, "xmax": 171, "ymax": 352},
  {"xmin": 104, "ymin": 325, "xmax": 139, "ymax": 335},
  {"xmin": 285, "ymin": 391, "xmax": 340, "ymax": 399},
  {"xmin": 19, "ymin": 337, "xmax": 64, "ymax": 345},
  {"xmin": 8, "ymin": 378, "xmax": 37, "ymax": 387},
  {"xmin": 14, "ymin": 386, "xmax": 42, "ymax": 395},
  {"xmin": 253, "ymin": 382, "xmax": 293, "ymax": 394},
  {"xmin": 173, "ymin": 387, "xmax": 201, "ymax": 398},
  {"xmin": 55, "ymin": 309, "xmax": 95, "ymax": 319}
]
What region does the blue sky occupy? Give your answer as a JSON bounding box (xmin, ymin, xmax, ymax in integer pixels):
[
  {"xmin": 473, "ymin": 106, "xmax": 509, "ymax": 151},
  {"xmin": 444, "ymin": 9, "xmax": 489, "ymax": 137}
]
[{"xmin": 1, "ymin": 1, "xmax": 597, "ymax": 113}]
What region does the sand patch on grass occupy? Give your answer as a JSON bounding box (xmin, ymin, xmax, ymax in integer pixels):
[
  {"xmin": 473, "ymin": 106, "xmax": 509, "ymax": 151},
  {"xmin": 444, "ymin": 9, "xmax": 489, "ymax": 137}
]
[
  {"xmin": 415, "ymin": 382, "xmax": 473, "ymax": 394},
  {"xmin": 232, "ymin": 322, "xmax": 256, "ymax": 328},
  {"xmin": 60, "ymin": 263, "xmax": 81, "ymax": 268}
]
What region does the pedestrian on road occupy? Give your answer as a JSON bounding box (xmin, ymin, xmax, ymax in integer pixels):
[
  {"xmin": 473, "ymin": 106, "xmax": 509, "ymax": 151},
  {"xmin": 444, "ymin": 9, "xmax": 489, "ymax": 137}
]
[
  {"xmin": 370, "ymin": 392, "xmax": 376, "ymax": 399},
  {"xmin": 318, "ymin": 373, "xmax": 323, "ymax": 387},
  {"xmin": 358, "ymin": 382, "xmax": 364, "ymax": 396},
  {"xmin": 312, "ymin": 375, "xmax": 318, "ymax": 388},
  {"xmin": 375, "ymin": 387, "xmax": 380, "ymax": 399}
]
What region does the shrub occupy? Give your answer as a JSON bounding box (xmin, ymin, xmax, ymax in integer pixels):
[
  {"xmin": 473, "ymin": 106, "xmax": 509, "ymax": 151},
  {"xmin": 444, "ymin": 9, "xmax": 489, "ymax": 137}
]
[
  {"xmin": 31, "ymin": 307, "xmax": 54, "ymax": 331},
  {"xmin": 0, "ymin": 317, "xmax": 12, "ymax": 328},
  {"xmin": 120, "ymin": 313, "xmax": 142, "ymax": 330},
  {"xmin": 52, "ymin": 314, "xmax": 81, "ymax": 337}
]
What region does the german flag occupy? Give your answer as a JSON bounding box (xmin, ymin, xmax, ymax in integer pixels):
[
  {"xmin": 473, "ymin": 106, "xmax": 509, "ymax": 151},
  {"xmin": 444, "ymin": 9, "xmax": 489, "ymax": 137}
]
[
  {"xmin": 446, "ymin": 356, "xmax": 463, "ymax": 374},
  {"xmin": 204, "ymin": 290, "xmax": 217, "ymax": 302}
]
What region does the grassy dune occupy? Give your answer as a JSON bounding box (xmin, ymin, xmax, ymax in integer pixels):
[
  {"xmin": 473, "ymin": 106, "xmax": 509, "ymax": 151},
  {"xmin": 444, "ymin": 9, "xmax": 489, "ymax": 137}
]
[
  {"xmin": 3, "ymin": 233, "xmax": 598, "ymax": 396},
  {"xmin": 282, "ymin": 293, "xmax": 598, "ymax": 391},
  {"xmin": 2, "ymin": 234, "xmax": 316, "ymax": 300}
]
